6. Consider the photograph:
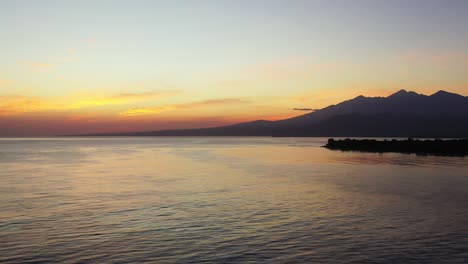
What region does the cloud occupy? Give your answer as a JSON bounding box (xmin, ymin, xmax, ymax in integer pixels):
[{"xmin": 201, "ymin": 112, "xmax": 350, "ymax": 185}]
[
  {"xmin": 216, "ymin": 80, "xmax": 246, "ymax": 87},
  {"xmin": 0, "ymin": 95, "xmax": 50, "ymax": 116},
  {"xmin": 55, "ymin": 48, "xmax": 80, "ymax": 62},
  {"xmin": 120, "ymin": 98, "xmax": 249, "ymax": 116},
  {"xmin": 0, "ymin": 77, "xmax": 13, "ymax": 86},
  {"xmin": 69, "ymin": 90, "xmax": 179, "ymax": 109},
  {"xmin": 121, "ymin": 106, "xmax": 176, "ymax": 116},
  {"xmin": 292, "ymin": 108, "xmax": 318, "ymax": 111},
  {"xmin": 178, "ymin": 98, "xmax": 249, "ymax": 109},
  {"xmin": 82, "ymin": 37, "xmax": 97, "ymax": 45},
  {"xmin": 24, "ymin": 62, "xmax": 56, "ymax": 72},
  {"xmin": 113, "ymin": 90, "xmax": 180, "ymax": 100},
  {"xmin": 0, "ymin": 90, "xmax": 180, "ymax": 116}
]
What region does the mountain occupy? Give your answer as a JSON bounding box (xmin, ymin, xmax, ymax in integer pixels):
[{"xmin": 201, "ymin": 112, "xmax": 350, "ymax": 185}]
[
  {"xmin": 270, "ymin": 89, "xmax": 468, "ymax": 137},
  {"xmin": 84, "ymin": 90, "xmax": 468, "ymax": 137}
]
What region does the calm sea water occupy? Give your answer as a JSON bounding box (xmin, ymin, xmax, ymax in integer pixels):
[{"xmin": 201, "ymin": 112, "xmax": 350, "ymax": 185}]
[{"xmin": 1, "ymin": 137, "xmax": 467, "ymax": 263}]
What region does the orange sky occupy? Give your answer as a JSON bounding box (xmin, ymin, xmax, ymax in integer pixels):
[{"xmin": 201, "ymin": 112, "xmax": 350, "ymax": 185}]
[
  {"xmin": 1, "ymin": 86, "xmax": 467, "ymax": 136},
  {"xmin": 1, "ymin": 1, "xmax": 468, "ymax": 136}
]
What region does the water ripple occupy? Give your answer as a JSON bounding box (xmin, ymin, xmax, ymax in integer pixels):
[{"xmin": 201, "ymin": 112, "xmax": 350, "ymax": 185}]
[{"xmin": 0, "ymin": 137, "xmax": 467, "ymax": 263}]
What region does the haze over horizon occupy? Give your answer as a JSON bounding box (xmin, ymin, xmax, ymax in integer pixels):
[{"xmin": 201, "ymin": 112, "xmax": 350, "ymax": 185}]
[{"xmin": 2, "ymin": 0, "xmax": 468, "ymax": 136}]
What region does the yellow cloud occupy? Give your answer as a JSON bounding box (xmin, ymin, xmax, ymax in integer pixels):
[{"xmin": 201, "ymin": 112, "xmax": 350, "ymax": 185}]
[
  {"xmin": 179, "ymin": 98, "xmax": 249, "ymax": 109},
  {"xmin": 0, "ymin": 77, "xmax": 13, "ymax": 86},
  {"xmin": 113, "ymin": 90, "xmax": 180, "ymax": 100},
  {"xmin": 0, "ymin": 95, "xmax": 51, "ymax": 116},
  {"xmin": 25, "ymin": 62, "xmax": 56, "ymax": 72},
  {"xmin": 68, "ymin": 90, "xmax": 179, "ymax": 109},
  {"xmin": 121, "ymin": 106, "xmax": 176, "ymax": 116},
  {"xmin": 69, "ymin": 98, "xmax": 125, "ymax": 108},
  {"xmin": 120, "ymin": 98, "xmax": 249, "ymax": 116},
  {"xmin": 0, "ymin": 90, "xmax": 180, "ymax": 116}
]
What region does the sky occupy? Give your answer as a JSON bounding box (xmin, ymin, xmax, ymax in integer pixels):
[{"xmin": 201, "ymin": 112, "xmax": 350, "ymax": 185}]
[{"xmin": 1, "ymin": 0, "xmax": 468, "ymax": 136}]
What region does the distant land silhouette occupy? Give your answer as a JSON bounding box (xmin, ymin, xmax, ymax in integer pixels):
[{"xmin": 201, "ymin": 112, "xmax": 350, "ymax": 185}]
[
  {"xmin": 324, "ymin": 138, "xmax": 468, "ymax": 157},
  {"xmin": 80, "ymin": 90, "xmax": 468, "ymax": 137}
]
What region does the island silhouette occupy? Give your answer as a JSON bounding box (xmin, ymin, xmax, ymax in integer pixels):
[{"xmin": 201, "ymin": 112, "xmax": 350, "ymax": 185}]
[{"xmin": 80, "ymin": 90, "xmax": 468, "ymax": 138}]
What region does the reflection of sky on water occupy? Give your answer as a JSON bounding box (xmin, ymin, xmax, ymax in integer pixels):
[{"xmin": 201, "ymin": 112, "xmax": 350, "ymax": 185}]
[{"xmin": 1, "ymin": 137, "xmax": 467, "ymax": 263}]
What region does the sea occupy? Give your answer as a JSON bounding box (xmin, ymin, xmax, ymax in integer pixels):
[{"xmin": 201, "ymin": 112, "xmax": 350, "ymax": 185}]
[{"xmin": 0, "ymin": 137, "xmax": 467, "ymax": 263}]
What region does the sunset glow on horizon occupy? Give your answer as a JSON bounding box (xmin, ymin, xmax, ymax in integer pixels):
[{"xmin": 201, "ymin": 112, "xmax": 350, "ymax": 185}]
[{"xmin": 1, "ymin": 0, "xmax": 468, "ymax": 136}]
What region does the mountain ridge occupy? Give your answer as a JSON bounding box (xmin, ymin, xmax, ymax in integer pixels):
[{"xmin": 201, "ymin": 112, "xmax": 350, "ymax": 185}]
[{"xmin": 78, "ymin": 90, "xmax": 468, "ymax": 137}]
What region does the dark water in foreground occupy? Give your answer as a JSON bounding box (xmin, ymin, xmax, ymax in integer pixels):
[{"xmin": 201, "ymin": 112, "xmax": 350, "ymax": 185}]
[{"xmin": 1, "ymin": 137, "xmax": 467, "ymax": 263}]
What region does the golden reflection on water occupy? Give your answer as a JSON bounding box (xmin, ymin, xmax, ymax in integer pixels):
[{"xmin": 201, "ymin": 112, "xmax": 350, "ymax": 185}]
[
  {"xmin": 1, "ymin": 137, "xmax": 468, "ymax": 263},
  {"xmin": 218, "ymin": 145, "xmax": 468, "ymax": 168}
]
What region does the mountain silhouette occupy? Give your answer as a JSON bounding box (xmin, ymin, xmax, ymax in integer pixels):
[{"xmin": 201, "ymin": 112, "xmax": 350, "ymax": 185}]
[{"xmin": 84, "ymin": 90, "xmax": 468, "ymax": 137}]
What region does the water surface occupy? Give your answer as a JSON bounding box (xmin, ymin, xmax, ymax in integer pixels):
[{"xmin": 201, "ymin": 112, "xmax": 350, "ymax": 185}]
[{"xmin": 1, "ymin": 137, "xmax": 467, "ymax": 263}]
